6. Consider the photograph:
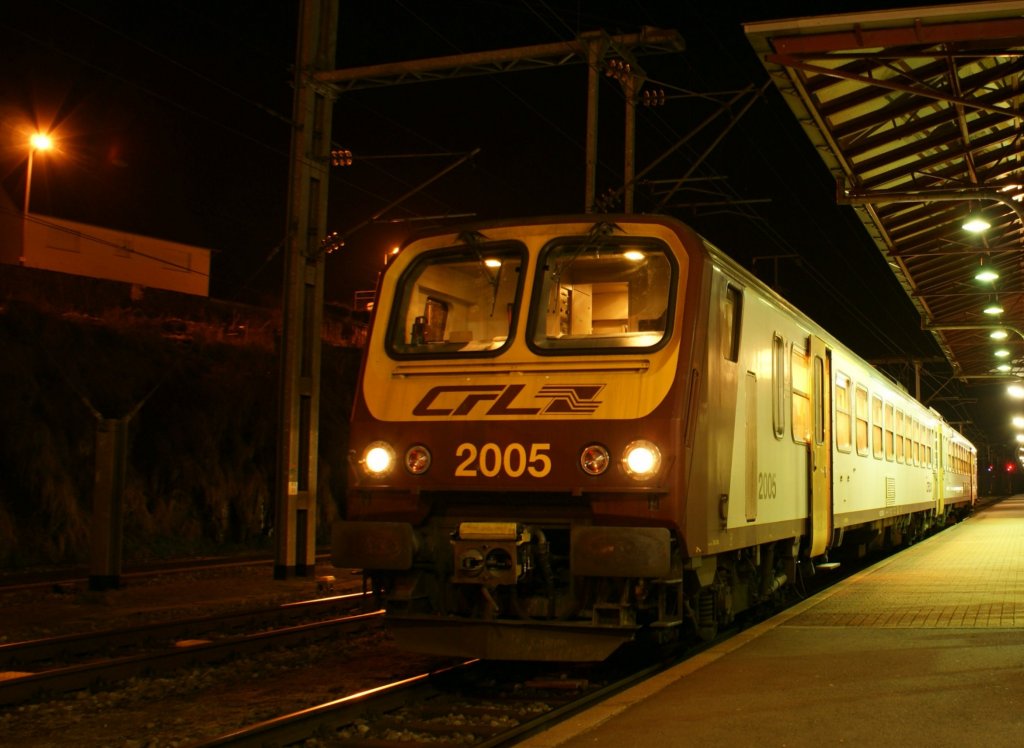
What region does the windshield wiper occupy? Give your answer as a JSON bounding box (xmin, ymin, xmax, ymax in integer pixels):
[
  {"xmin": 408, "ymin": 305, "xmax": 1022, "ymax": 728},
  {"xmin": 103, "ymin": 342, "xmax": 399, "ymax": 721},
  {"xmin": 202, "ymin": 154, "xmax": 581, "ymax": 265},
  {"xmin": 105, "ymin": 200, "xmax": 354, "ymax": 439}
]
[
  {"xmin": 551, "ymin": 220, "xmax": 622, "ymax": 282},
  {"xmin": 457, "ymin": 229, "xmax": 502, "ymax": 317}
]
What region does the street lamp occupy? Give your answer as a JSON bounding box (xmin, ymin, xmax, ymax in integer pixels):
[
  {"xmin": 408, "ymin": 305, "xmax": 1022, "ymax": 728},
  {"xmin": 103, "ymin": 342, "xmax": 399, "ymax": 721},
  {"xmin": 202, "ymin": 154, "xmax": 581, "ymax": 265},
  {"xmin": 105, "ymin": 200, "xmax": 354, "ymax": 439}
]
[{"xmin": 24, "ymin": 132, "xmax": 53, "ymax": 215}]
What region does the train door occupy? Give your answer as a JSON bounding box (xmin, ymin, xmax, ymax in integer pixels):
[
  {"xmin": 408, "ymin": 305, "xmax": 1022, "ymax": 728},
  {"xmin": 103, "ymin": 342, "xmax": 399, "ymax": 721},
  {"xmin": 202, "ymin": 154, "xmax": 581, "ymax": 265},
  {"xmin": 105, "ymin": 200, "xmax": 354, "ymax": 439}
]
[
  {"xmin": 935, "ymin": 427, "xmax": 945, "ymax": 515},
  {"xmin": 809, "ymin": 336, "xmax": 832, "ymax": 557}
]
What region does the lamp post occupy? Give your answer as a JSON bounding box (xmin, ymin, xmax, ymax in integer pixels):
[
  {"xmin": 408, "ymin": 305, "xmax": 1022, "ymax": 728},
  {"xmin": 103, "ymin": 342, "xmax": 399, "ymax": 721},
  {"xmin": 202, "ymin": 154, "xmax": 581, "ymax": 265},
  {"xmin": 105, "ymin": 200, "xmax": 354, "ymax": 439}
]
[{"xmin": 24, "ymin": 132, "xmax": 53, "ymax": 215}]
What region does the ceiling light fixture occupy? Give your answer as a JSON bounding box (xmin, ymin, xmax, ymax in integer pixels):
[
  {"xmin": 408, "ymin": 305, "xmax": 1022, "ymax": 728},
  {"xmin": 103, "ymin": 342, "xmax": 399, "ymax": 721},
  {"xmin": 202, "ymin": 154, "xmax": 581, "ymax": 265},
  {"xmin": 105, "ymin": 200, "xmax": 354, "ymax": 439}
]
[
  {"xmin": 984, "ymin": 302, "xmax": 1004, "ymax": 315},
  {"xmin": 975, "ymin": 259, "xmax": 999, "ymax": 282},
  {"xmin": 963, "ymin": 216, "xmax": 991, "ymax": 233}
]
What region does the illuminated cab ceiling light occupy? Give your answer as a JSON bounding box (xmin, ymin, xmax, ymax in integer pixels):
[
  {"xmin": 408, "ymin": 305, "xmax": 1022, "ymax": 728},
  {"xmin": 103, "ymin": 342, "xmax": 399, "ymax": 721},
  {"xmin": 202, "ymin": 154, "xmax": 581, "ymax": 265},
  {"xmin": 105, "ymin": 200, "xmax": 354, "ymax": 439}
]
[
  {"xmin": 484, "ymin": 258, "xmax": 502, "ymax": 268},
  {"xmin": 623, "ymin": 250, "xmax": 645, "ymax": 261},
  {"xmin": 963, "ymin": 217, "xmax": 991, "ymax": 232},
  {"xmin": 991, "ymin": 330, "xmax": 1009, "ymax": 340}
]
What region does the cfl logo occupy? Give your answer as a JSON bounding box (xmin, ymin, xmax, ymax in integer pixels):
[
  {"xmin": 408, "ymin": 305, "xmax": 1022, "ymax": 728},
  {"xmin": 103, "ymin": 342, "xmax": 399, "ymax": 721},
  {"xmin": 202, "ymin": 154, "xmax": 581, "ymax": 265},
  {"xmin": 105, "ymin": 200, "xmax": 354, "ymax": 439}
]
[{"xmin": 412, "ymin": 384, "xmax": 605, "ymax": 417}]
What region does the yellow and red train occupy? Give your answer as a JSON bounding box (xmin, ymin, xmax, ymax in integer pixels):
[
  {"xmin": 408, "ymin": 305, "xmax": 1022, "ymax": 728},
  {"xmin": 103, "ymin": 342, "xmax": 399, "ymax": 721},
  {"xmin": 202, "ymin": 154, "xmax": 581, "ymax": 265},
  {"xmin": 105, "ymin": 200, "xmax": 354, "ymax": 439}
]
[{"xmin": 332, "ymin": 215, "xmax": 976, "ymax": 661}]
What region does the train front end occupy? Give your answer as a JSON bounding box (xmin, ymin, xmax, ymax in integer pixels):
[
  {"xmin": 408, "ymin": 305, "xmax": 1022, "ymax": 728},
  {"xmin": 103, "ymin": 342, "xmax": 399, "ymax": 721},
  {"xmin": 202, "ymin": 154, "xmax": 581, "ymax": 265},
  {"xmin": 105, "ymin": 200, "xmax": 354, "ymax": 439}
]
[{"xmin": 332, "ymin": 216, "xmax": 701, "ymax": 661}]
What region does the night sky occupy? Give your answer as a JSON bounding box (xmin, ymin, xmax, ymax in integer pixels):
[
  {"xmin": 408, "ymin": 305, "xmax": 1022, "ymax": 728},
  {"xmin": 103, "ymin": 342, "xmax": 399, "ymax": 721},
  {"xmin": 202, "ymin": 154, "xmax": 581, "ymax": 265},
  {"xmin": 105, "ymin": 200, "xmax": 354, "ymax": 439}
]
[{"xmin": 5, "ymin": 0, "xmax": 1006, "ymax": 449}]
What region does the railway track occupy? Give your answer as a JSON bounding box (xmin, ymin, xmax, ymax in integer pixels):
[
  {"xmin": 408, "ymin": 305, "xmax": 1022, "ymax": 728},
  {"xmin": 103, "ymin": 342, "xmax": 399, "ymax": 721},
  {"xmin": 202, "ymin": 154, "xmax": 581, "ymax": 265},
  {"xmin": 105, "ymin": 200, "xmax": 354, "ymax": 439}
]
[
  {"xmin": 0, "ymin": 552, "xmax": 333, "ymax": 595},
  {"xmin": 196, "ymin": 655, "xmax": 673, "ymax": 747},
  {"xmin": 0, "ymin": 592, "xmax": 381, "ymax": 705},
  {"xmin": 2, "ymin": 518, "xmax": 984, "ymax": 744},
  {"xmin": 188, "ymin": 542, "xmax": 925, "ymax": 747}
]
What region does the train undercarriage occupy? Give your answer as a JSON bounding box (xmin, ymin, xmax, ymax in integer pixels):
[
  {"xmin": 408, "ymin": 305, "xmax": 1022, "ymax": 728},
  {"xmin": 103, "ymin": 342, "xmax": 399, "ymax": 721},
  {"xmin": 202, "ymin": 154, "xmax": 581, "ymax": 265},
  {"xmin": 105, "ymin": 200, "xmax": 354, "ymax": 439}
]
[
  {"xmin": 334, "ymin": 498, "xmax": 972, "ymax": 661},
  {"xmin": 337, "ymin": 514, "xmax": 781, "ymax": 660}
]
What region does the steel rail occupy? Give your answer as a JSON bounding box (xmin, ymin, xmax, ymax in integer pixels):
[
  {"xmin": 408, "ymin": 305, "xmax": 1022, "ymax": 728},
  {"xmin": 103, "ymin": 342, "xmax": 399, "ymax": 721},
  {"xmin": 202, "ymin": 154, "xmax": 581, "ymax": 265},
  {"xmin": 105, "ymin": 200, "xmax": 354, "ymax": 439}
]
[
  {"xmin": 0, "ymin": 608, "xmax": 382, "ymax": 706},
  {"xmin": 0, "ymin": 592, "xmax": 368, "ymax": 667}
]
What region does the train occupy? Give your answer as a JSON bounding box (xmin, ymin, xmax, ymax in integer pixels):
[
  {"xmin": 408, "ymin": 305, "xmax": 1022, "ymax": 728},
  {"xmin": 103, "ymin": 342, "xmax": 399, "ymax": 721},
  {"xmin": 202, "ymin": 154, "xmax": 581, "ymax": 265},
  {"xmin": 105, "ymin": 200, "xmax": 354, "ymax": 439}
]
[{"xmin": 331, "ymin": 214, "xmax": 977, "ymax": 661}]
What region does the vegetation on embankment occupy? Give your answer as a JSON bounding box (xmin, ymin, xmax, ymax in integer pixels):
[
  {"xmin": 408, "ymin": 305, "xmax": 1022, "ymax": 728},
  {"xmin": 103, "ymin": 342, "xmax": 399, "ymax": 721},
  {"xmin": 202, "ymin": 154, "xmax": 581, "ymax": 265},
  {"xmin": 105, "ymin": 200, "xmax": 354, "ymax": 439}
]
[{"xmin": 0, "ymin": 269, "xmax": 363, "ymax": 569}]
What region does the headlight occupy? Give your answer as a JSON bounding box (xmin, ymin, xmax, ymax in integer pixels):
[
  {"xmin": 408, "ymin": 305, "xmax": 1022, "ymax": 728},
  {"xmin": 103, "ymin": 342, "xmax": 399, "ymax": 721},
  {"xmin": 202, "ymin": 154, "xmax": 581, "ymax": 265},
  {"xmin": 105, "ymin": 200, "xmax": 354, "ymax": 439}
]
[
  {"xmin": 622, "ymin": 440, "xmax": 661, "ymax": 479},
  {"xmin": 362, "ymin": 441, "xmax": 396, "ymax": 478},
  {"xmin": 404, "ymin": 444, "xmax": 432, "ymax": 475},
  {"xmin": 580, "ymin": 444, "xmax": 610, "ymax": 475}
]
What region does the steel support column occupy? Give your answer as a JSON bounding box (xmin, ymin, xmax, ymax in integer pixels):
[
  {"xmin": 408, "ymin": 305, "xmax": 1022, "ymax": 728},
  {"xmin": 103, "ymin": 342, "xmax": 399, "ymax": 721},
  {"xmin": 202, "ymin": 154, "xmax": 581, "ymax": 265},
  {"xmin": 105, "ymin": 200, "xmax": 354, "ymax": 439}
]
[
  {"xmin": 583, "ymin": 34, "xmax": 604, "ymax": 212},
  {"xmin": 275, "ymin": 0, "xmax": 338, "ymax": 579},
  {"xmin": 90, "ymin": 417, "xmax": 129, "ymax": 591}
]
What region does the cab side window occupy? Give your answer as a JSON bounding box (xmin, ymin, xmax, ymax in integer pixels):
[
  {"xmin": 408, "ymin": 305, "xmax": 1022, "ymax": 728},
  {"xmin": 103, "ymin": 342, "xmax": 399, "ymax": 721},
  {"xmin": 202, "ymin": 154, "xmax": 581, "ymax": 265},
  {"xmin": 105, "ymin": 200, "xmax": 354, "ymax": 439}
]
[{"xmin": 723, "ymin": 285, "xmax": 742, "ymax": 362}]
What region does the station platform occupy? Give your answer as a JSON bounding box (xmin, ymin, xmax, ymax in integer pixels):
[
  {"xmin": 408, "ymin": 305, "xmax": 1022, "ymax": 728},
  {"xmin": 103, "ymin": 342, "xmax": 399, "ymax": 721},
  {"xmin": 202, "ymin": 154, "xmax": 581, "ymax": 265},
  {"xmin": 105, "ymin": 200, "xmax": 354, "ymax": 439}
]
[{"xmin": 523, "ymin": 496, "xmax": 1024, "ymax": 748}]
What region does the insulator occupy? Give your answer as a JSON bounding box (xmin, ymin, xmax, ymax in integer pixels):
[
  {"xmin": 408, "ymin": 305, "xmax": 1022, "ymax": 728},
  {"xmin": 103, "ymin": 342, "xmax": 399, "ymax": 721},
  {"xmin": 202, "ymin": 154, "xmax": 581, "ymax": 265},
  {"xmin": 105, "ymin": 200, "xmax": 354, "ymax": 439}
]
[
  {"xmin": 321, "ymin": 231, "xmax": 344, "ymax": 254},
  {"xmin": 606, "ymin": 59, "xmax": 626, "ymax": 78},
  {"xmin": 641, "ymin": 89, "xmax": 666, "ymax": 106}
]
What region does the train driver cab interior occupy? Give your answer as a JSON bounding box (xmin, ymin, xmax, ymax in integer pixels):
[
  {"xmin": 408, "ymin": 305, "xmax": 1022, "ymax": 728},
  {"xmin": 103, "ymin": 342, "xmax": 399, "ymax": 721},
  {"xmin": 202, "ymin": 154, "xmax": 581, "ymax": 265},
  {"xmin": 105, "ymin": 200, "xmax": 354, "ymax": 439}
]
[
  {"xmin": 387, "ymin": 234, "xmax": 674, "ymax": 356},
  {"xmin": 389, "ymin": 243, "xmax": 524, "ymax": 355},
  {"xmin": 531, "ymin": 239, "xmax": 674, "ymax": 351}
]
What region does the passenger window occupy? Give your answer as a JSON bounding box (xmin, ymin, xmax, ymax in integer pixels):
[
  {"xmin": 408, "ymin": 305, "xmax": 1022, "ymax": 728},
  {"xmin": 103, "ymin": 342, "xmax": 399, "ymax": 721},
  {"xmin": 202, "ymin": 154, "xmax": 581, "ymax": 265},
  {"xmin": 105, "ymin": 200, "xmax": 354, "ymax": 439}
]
[
  {"xmin": 855, "ymin": 385, "xmax": 869, "ymax": 456},
  {"xmin": 871, "ymin": 394, "xmax": 883, "ymax": 459},
  {"xmin": 791, "ymin": 345, "xmax": 810, "ymax": 444},
  {"xmin": 911, "ymin": 419, "xmax": 919, "ymax": 466},
  {"xmin": 895, "ymin": 410, "xmax": 905, "ymax": 463},
  {"xmin": 835, "ymin": 372, "xmax": 851, "ymax": 452},
  {"xmin": 813, "ymin": 356, "xmax": 825, "ymax": 446},
  {"xmin": 884, "ymin": 403, "xmax": 894, "ymax": 461}
]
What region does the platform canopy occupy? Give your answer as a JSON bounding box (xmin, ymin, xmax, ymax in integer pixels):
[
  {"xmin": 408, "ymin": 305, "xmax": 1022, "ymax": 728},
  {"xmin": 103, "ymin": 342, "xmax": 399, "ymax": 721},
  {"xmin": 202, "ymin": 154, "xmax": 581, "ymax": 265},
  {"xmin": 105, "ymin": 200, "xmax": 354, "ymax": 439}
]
[{"xmin": 746, "ymin": 2, "xmax": 1024, "ymax": 405}]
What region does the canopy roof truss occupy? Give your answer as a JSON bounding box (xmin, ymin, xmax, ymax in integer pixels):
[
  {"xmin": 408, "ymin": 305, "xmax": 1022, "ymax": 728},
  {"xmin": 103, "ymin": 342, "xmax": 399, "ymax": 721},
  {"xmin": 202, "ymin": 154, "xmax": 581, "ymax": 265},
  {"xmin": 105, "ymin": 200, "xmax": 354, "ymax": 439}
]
[{"xmin": 747, "ymin": 2, "xmax": 1024, "ymax": 390}]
